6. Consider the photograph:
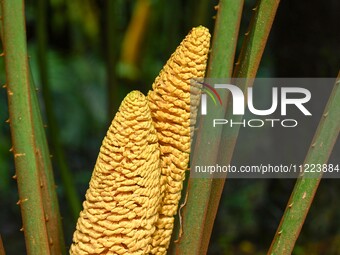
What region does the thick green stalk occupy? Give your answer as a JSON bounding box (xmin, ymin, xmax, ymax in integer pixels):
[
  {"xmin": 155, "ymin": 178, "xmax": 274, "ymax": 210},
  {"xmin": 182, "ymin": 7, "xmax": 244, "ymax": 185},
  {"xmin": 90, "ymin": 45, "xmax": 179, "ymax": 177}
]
[
  {"xmin": 1, "ymin": 0, "xmax": 50, "ymax": 254},
  {"xmin": 211, "ymin": 0, "xmax": 280, "ymax": 243},
  {"xmin": 172, "ymin": 0, "xmax": 280, "ymax": 253},
  {"xmin": 171, "ymin": 1, "xmax": 244, "ymax": 254},
  {"xmin": 233, "ymin": 0, "xmax": 280, "ymax": 78},
  {"xmin": 268, "ymin": 75, "xmax": 340, "ymax": 255},
  {"xmin": 29, "ymin": 68, "xmax": 66, "ymax": 254},
  {"xmin": 36, "ymin": 0, "xmax": 81, "ymax": 223}
]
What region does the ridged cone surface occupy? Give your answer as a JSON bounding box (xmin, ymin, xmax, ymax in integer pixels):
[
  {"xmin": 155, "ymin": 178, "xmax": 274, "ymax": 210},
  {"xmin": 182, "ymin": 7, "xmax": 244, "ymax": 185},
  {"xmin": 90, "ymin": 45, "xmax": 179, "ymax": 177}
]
[
  {"xmin": 147, "ymin": 26, "xmax": 210, "ymax": 254},
  {"xmin": 70, "ymin": 91, "xmax": 161, "ymax": 255}
]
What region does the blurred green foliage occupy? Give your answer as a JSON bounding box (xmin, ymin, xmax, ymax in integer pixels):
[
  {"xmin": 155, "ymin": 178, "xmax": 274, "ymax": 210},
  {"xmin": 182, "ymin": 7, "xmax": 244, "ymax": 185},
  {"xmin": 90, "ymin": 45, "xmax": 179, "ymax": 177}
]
[{"xmin": 0, "ymin": 0, "xmax": 339, "ymax": 254}]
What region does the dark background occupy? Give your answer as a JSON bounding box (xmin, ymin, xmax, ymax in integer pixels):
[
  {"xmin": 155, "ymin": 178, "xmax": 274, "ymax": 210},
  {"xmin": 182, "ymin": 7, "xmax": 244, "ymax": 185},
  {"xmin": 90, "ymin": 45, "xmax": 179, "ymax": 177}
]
[{"xmin": 0, "ymin": 0, "xmax": 339, "ymax": 254}]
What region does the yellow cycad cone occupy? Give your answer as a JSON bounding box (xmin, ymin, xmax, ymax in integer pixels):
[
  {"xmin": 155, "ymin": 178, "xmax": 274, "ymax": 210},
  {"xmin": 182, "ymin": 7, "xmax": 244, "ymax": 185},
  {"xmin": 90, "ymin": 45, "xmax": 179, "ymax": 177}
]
[
  {"xmin": 70, "ymin": 91, "xmax": 161, "ymax": 255},
  {"xmin": 147, "ymin": 26, "xmax": 211, "ymax": 254}
]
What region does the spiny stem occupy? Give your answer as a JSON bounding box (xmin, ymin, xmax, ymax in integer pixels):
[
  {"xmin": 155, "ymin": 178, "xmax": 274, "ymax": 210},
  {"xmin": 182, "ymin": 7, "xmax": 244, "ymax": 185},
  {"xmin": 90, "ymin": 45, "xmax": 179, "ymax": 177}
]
[
  {"xmin": 211, "ymin": 0, "xmax": 280, "ymax": 241},
  {"xmin": 268, "ymin": 73, "xmax": 340, "ymax": 255},
  {"xmin": 29, "ymin": 66, "xmax": 66, "ymax": 254},
  {"xmin": 233, "ymin": 0, "xmax": 281, "ymax": 78},
  {"xmin": 171, "ymin": 1, "xmax": 280, "ymax": 254},
  {"xmin": 170, "ymin": 0, "xmax": 244, "ymax": 254},
  {"xmin": 1, "ymin": 0, "xmax": 50, "ymax": 253}
]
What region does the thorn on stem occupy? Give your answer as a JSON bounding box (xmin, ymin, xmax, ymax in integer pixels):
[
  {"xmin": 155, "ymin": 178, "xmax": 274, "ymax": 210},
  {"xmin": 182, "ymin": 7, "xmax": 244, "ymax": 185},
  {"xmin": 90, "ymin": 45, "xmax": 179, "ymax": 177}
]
[
  {"xmin": 9, "ymin": 147, "xmax": 13, "ymax": 152},
  {"xmin": 17, "ymin": 198, "xmax": 28, "ymax": 205},
  {"xmin": 214, "ymin": 5, "xmax": 219, "ymax": 10},
  {"xmin": 14, "ymin": 153, "xmax": 26, "ymax": 158},
  {"xmin": 20, "ymin": 227, "xmax": 24, "ymax": 232},
  {"xmin": 323, "ymin": 111, "xmax": 329, "ymax": 118},
  {"xmin": 0, "ymin": 52, "xmax": 4, "ymax": 57},
  {"xmin": 2, "ymin": 84, "xmax": 7, "ymax": 88},
  {"xmin": 12, "ymin": 174, "xmax": 17, "ymax": 180},
  {"xmin": 5, "ymin": 119, "xmax": 10, "ymax": 123}
]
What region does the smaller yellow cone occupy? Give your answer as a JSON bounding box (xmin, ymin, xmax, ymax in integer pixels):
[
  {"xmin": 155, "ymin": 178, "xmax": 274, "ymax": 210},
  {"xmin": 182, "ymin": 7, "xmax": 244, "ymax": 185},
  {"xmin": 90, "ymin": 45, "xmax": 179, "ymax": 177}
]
[{"xmin": 70, "ymin": 91, "xmax": 161, "ymax": 255}]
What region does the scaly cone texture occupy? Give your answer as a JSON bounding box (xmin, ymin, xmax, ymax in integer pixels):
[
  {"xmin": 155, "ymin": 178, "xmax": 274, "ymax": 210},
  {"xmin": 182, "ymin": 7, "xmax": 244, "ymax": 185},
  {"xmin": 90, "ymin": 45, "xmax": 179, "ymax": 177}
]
[
  {"xmin": 147, "ymin": 26, "xmax": 210, "ymax": 254},
  {"xmin": 70, "ymin": 91, "xmax": 161, "ymax": 255}
]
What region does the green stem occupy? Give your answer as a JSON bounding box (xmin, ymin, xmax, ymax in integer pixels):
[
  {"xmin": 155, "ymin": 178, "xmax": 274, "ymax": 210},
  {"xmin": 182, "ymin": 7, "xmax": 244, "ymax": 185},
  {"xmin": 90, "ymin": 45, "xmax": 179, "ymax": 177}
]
[
  {"xmin": 233, "ymin": 0, "xmax": 280, "ymax": 78},
  {"xmin": 210, "ymin": 0, "xmax": 280, "ymax": 244},
  {"xmin": 268, "ymin": 74, "xmax": 340, "ymax": 255},
  {"xmin": 1, "ymin": 0, "xmax": 50, "ymax": 253},
  {"xmin": 172, "ymin": 0, "xmax": 280, "ymax": 253},
  {"xmin": 171, "ymin": 1, "xmax": 244, "ymax": 254},
  {"xmin": 36, "ymin": 0, "xmax": 81, "ymax": 223},
  {"xmin": 207, "ymin": 1, "xmax": 244, "ymax": 77},
  {"xmin": 29, "ymin": 68, "xmax": 66, "ymax": 254}
]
